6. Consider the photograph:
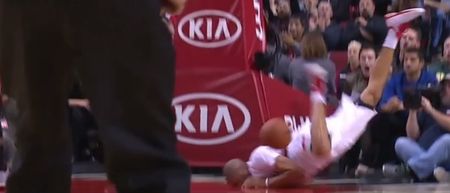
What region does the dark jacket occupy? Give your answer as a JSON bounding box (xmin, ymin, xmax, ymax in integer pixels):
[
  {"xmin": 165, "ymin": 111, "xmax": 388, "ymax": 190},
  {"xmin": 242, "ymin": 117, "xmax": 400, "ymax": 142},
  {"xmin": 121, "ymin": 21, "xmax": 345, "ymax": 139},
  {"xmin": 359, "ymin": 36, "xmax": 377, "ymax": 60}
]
[
  {"xmin": 342, "ymin": 15, "xmax": 388, "ymax": 48},
  {"xmin": 322, "ymin": 22, "xmax": 343, "ymax": 50}
]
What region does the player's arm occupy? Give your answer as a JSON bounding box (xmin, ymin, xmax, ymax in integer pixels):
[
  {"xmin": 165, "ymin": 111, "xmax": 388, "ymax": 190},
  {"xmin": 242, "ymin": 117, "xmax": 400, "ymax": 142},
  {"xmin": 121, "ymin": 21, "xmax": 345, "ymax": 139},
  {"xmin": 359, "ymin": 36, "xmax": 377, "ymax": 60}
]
[
  {"xmin": 269, "ymin": 155, "xmax": 307, "ymax": 188},
  {"xmin": 241, "ymin": 155, "xmax": 307, "ymax": 189},
  {"xmin": 275, "ymin": 155, "xmax": 302, "ymax": 172},
  {"xmin": 310, "ymin": 102, "xmax": 331, "ymax": 158}
]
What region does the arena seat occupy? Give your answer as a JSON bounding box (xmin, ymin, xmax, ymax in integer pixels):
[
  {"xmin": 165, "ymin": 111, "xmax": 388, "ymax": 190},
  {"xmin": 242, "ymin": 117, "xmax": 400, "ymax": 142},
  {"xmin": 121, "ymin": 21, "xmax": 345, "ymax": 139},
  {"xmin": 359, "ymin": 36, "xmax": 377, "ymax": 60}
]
[
  {"xmin": 329, "ymin": 51, "xmax": 348, "ymax": 87},
  {"xmin": 330, "ymin": 51, "xmax": 348, "ymax": 73}
]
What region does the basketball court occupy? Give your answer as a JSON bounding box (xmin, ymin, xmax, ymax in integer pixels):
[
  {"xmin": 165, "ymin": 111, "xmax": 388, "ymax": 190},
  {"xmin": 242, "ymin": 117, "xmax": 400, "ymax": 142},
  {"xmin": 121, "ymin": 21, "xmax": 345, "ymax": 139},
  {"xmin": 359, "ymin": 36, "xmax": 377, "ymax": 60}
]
[{"xmin": 2, "ymin": 174, "xmax": 444, "ymax": 193}]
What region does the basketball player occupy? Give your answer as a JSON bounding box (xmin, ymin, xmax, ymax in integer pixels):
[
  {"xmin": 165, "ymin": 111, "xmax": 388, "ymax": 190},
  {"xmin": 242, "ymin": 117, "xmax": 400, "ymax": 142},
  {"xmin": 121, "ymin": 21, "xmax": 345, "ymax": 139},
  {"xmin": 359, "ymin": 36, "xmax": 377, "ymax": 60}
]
[
  {"xmin": 223, "ymin": 7, "xmax": 426, "ymax": 189},
  {"xmin": 0, "ymin": 1, "xmax": 189, "ymax": 193}
]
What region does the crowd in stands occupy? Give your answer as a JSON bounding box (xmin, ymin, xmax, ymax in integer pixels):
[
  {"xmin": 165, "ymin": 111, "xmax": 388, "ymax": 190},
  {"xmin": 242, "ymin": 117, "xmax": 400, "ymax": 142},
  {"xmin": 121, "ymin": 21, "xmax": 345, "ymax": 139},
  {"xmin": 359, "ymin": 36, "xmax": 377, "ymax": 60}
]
[{"xmin": 259, "ymin": 0, "xmax": 450, "ymax": 182}]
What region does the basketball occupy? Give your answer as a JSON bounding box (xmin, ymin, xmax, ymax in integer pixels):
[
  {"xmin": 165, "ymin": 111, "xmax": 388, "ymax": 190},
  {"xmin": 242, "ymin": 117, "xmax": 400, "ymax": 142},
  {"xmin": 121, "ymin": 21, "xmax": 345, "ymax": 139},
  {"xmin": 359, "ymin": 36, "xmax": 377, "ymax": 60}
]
[{"xmin": 259, "ymin": 118, "xmax": 292, "ymax": 149}]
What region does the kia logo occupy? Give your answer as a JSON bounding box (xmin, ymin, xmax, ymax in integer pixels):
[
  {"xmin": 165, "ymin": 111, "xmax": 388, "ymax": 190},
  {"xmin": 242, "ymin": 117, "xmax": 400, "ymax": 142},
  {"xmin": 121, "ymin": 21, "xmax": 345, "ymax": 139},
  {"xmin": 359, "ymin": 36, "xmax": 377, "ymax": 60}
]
[
  {"xmin": 177, "ymin": 10, "xmax": 243, "ymax": 48},
  {"xmin": 172, "ymin": 93, "xmax": 251, "ymax": 145}
]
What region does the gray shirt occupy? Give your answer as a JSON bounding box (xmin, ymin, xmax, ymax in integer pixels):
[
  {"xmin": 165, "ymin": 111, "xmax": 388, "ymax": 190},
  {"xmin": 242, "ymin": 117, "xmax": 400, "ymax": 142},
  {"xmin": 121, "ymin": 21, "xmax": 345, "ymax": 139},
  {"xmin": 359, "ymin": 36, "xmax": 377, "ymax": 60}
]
[{"xmin": 288, "ymin": 58, "xmax": 337, "ymax": 98}]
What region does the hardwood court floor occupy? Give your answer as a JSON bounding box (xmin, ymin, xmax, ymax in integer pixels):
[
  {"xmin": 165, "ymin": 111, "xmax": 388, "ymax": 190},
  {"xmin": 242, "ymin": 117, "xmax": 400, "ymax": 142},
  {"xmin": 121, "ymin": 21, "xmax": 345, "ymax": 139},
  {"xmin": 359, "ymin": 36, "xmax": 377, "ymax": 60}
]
[{"xmin": 0, "ymin": 174, "xmax": 446, "ymax": 193}]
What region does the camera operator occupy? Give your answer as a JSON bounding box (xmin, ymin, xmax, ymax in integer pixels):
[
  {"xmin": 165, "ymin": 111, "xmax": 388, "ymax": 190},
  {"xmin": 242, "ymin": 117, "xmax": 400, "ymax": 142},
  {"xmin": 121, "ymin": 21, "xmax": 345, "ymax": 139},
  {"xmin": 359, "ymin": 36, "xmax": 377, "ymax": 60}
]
[
  {"xmin": 383, "ymin": 74, "xmax": 450, "ymax": 182},
  {"xmin": 355, "ymin": 47, "xmax": 437, "ymax": 176}
]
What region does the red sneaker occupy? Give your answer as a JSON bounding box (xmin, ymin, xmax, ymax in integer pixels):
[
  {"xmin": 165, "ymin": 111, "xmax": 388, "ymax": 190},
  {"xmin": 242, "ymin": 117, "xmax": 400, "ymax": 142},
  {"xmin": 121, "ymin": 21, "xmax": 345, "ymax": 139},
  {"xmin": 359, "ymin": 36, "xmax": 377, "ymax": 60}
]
[
  {"xmin": 385, "ymin": 8, "xmax": 425, "ymax": 28},
  {"xmin": 385, "ymin": 8, "xmax": 425, "ymax": 38}
]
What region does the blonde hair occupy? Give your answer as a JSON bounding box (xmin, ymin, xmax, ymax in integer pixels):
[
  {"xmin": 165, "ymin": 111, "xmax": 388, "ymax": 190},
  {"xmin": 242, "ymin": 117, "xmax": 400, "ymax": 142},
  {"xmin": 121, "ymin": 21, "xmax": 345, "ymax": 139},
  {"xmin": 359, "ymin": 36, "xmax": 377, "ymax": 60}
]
[{"xmin": 301, "ymin": 31, "xmax": 328, "ymax": 60}]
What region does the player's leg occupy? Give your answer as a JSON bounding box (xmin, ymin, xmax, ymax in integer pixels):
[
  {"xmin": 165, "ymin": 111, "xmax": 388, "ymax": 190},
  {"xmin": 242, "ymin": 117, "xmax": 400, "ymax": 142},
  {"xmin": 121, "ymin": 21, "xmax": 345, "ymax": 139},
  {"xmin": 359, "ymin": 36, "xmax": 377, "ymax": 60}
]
[
  {"xmin": 0, "ymin": 2, "xmax": 73, "ymax": 193},
  {"xmin": 360, "ymin": 8, "xmax": 425, "ymax": 107},
  {"xmin": 71, "ymin": 1, "xmax": 191, "ymax": 193},
  {"xmin": 306, "ymin": 64, "xmax": 331, "ymax": 157}
]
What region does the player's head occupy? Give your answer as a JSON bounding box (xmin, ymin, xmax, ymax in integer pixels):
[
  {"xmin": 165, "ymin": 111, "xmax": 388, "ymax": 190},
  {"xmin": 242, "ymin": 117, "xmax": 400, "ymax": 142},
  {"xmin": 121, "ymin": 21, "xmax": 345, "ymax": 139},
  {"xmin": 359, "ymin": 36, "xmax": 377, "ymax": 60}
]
[{"xmin": 223, "ymin": 159, "xmax": 250, "ymax": 187}]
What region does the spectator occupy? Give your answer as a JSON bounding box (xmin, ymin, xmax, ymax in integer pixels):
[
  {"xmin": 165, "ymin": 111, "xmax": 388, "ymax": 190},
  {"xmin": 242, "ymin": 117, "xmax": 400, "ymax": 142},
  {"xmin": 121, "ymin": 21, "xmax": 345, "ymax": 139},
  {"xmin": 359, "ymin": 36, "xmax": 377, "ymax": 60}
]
[
  {"xmin": 310, "ymin": 0, "xmax": 343, "ymax": 50},
  {"xmin": 272, "ymin": 54, "xmax": 294, "ymax": 85},
  {"xmin": 348, "ymin": 44, "xmax": 377, "ymax": 100},
  {"xmin": 339, "ymin": 44, "xmax": 377, "ymax": 174},
  {"xmin": 429, "ymin": 35, "xmax": 450, "ymax": 81},
  {"xmin": 264, "ymin": 0, "xmax": 278, "ymax": 21},
  {"xmin": 425, "ymin": 0, "xmax": 450, "ymax": 51},
  {"xmin": 339, "ymin": 40, "xmax": 362, "ymax": 97},
  {"xmin": 380, "ymin": 48, "xmax": 437, "ymax": 113},
  {"xmin": 383, "ymin": 74, "xmax": 450, "ymax": 182},
  {"xmin": 308, "ymin": 7, "xmax": 319, "ymax": 31},
  {"xmin": 394, "ymin": 26, "xmax": 422, "ymax": 71},
  {"xmin": 289, "ymin": 31, "xmax": 337, "ymax": 103},
  {"xmin": 305, "ymin": 0, "xmax": 319, "ymax": 14},
  {"xmin": 290, "ymin": 0, "xmax": 310, "ymax": 17},
  {"xmin": 318, "ymin": 0, "xmax": 333, "ymax": 20},
  {"xmin": 343, "ymin": 0, "xmax": 389, "ymax": 49},
  {"xmin": 374, "ymin": 0, "xmax": 393, "ymax": 16},
  {"xmin": 281, "ymin": 15, "xmax": 306, "ymax": 57},
  {"xmin": 267, "ymin": 0, "xmax": 310, "ymax": 18},
  {"xmin": 356, "ymin": 48, "xmax": 438, "ymax": 176},
  {"xmin": 330, "ymin": 0, "xmax": 360, "ymax": 22},
  {"xmin": 271, "ymin": 0, "xmax": 293, "ymax": 32}
]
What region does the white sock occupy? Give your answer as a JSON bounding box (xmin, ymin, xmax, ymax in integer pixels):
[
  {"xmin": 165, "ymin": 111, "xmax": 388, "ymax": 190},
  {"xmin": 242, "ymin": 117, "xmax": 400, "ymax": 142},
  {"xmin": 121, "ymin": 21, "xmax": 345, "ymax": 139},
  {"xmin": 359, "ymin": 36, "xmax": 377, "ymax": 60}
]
[
  {"xmin": 382, "ymin": 29, "xmax": 399, "ymax": 49},
  {"xmin": 311, "ymin": 91, "xmax": 326, "ymax": 104}
]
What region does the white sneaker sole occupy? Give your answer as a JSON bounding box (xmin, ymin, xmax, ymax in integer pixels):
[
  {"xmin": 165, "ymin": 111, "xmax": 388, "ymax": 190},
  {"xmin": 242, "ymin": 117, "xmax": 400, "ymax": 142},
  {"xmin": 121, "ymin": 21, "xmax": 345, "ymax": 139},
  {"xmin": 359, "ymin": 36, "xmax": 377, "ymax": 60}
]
[{"xmin": 385, "ymin": 8, "xmax": 425, "ymax": 27}]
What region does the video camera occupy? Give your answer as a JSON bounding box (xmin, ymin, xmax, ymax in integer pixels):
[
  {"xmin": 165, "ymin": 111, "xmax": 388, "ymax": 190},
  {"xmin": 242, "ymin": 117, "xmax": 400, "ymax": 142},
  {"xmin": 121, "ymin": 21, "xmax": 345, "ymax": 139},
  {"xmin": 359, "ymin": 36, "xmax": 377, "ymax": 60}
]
[{"xmin": 403, "ymin": 86, "xmax": 441, "ymax": 110}]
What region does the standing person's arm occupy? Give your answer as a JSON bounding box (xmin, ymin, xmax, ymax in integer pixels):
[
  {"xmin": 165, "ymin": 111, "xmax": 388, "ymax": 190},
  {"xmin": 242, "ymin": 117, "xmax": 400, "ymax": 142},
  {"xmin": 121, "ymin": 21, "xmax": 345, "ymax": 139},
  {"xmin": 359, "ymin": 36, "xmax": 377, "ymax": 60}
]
[{"xmin": 162, "ymin": 0, "xmax": 188, "ymax": 14}]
